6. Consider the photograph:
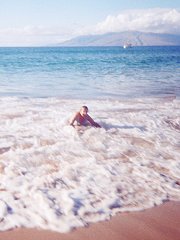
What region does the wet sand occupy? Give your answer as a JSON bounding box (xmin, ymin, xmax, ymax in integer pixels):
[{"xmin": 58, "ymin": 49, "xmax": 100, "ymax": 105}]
[{"xmin": 0, "ymin": 201, "xmax": 179, "ymax": 240}]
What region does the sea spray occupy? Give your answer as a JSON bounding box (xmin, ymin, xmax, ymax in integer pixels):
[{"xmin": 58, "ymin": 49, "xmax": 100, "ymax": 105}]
[{"xmin": 0, "ymin": 97, "xmax": 179, "ymax": 232}]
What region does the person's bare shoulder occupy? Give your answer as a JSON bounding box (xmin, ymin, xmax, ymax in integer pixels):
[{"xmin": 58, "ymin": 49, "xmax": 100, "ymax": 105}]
[
  {"xmin": 73, "ymin": 111, "xmax": 80, "ymax": 118},
  {"xmin": 69, "ymin": 111, "xmax": 79, "ymax": 125}
]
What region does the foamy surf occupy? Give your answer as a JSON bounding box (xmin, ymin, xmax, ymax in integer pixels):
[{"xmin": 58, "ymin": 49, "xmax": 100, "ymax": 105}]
[{"xmin": 0, "ymin": 97, "xmax": 179, "ymax": 232}]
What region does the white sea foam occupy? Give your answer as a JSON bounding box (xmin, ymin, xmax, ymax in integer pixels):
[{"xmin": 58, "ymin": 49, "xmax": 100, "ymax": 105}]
[{"xmin": 0, "ymin": 97, "xmax": 180, "ymax": 232}]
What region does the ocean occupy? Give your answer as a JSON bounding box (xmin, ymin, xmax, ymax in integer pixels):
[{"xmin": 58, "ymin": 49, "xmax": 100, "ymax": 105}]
[
  {"xmin": 0, "ymin": 46, "xmax": 179, "ymax": 98},
  {"xmin": 0, "ymin": 46, "xmax": 180, "ymax": 232}
]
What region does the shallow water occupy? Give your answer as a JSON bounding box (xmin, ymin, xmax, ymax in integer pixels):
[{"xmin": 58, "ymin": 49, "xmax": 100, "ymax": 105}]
[
  {"xmin": 0, "ymin": 46, "xmax": 180, "ymax": 98},
  {"xmin": 0, "ymin": 97, "xmax": 179, "ymax": 232}
]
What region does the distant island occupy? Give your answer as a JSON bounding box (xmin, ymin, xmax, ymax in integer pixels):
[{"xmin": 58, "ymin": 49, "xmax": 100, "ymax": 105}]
[{"xmin": 57, "ymin": 31, "xmax": 180, "ymax": 47}]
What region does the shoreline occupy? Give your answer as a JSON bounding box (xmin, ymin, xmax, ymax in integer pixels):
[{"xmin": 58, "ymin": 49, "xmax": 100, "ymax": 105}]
[
  {"xmin": 0, "ymin": 201, "xmax": 180, "ymax": 240},
  {"xmin": 0, "ymin": 95, "xmax": 178, "ymax": 100}
]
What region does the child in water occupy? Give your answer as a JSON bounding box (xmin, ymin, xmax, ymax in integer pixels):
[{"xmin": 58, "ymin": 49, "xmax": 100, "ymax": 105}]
[{"xmin": 69, "ymin": 106, "xmax": 101, "ymax": 128}]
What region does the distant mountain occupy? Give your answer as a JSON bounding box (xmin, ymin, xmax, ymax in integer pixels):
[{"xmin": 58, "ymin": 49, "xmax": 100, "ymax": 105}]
[{"xmin": 57, "ymin": 31, "xmax": 180, "ymax": 47}]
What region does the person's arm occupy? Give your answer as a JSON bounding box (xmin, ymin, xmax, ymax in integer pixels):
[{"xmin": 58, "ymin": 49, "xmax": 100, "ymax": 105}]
[
  {"xmin": 86, "ymin": 114, "xmax": 101, "ymax": 128},
  {"xmin": 69, "ymin": 112, "xmax": 78, "ymax": 127}
]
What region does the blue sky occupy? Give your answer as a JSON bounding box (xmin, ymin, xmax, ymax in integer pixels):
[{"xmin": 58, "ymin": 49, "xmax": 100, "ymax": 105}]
[{"xmin": 0, "ymin": 0, "xmax": 180, "ymax": 46}]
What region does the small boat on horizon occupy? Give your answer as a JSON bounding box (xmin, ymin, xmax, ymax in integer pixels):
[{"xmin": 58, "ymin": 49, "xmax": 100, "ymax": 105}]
[{"xmin": 123, "ymin": 43, "xmax": 132, "ymax": 49}]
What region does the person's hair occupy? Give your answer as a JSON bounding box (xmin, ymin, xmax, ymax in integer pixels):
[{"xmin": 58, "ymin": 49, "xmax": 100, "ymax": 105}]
[{"xmin": 81, "ymin": 106, "xmax": 88, "ymax": 111}]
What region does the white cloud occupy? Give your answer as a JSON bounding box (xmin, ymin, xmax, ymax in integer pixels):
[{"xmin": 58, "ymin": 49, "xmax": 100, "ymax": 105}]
[
  {"xmin": 91, "ymin": 8, "xmax": 180, "ymax": 35},
  {"xmin": 0, "ymin": 25, "xmax": 71, "ymax": 37},
  {"xmin": 0, "ymin": 8, "xmax": 179, "ymax": 46},
  {"xmin": 0, "ymin": 25, "xmax": 75, "ymax": 46}
]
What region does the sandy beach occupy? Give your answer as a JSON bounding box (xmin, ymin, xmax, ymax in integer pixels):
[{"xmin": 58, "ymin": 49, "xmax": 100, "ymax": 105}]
[{"xmin": 0, "ymin": 201, "xmax": 179, "ymax": 240}]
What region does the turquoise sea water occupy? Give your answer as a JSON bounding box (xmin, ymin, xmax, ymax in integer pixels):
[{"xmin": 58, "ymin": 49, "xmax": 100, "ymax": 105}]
[
  {"xmin": 0, "ymin": 46, "xmax": 180, "ymax": 232},
  {"xmin": 0, "ymin": 46, "xmax": 179, "ymax": 98}
]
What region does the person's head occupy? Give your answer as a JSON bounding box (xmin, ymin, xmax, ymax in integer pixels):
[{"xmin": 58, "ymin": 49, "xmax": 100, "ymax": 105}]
[{"xmin": 80, "ymin": 106, "xmax": 88, "ymax": 116}]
